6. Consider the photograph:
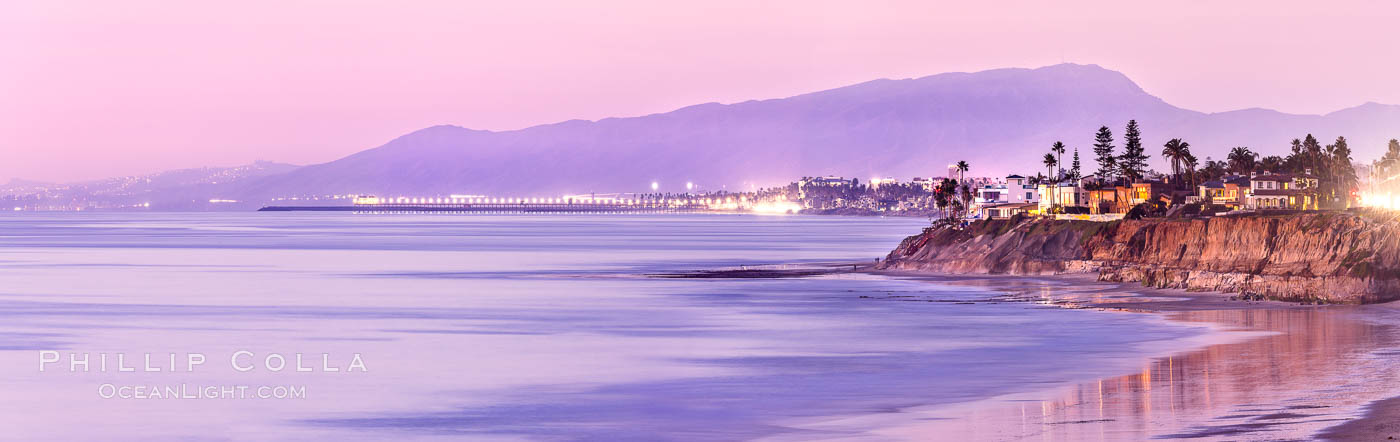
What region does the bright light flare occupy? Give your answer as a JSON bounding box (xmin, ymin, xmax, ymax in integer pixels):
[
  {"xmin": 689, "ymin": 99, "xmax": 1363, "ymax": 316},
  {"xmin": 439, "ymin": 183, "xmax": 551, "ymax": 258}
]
[
  {"xmin": 1360, "ymin": 192, "xmax": 1398, "ymax": 210},
  {"xmin": 751, "ymin": 201, "xmax": 801, "ymax": 215}
]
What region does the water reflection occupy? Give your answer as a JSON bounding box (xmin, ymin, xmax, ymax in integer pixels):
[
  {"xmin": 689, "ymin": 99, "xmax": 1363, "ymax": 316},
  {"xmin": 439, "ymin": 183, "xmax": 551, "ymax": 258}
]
[
  {"xmin": 3, "ymin": 213, "xmax": 1395, "ymax": 441},
  {"xmin": 901, "ymin": 307, "xmax": 1396, "ymax": 440}
]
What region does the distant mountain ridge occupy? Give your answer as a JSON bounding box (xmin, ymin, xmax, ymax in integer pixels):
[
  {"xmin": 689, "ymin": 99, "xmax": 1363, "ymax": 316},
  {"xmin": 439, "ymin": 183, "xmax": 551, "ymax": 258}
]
[
  {"xmin": 23, "ymin": 63, "xmax": 1400, "ymax": 204},
  {"xmin": 2, "ymin": 161, "xmax": 298, "ymax": 210},
  {"xmin": 236, "ymin": 63, "xmax": 1400, "ymax": 198}
]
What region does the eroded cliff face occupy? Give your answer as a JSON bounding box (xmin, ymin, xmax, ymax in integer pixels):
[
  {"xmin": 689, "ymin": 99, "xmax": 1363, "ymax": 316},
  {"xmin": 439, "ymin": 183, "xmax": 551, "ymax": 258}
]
[{"xmin": 880, "ymin": 211, "xmax": 1400, "ymax": 304}]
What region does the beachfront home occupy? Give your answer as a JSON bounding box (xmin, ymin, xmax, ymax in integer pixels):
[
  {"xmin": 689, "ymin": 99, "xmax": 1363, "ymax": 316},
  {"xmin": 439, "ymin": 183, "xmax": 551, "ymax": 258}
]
[
  {"xmin": 1246, "ymin": 171, "xmax": 1320, "ymax": 210},
  {"xmin": 978, "ymin": 202, "xmax": 1038, "ymax": 219},
  {"xmin": 977, "ymin": 185, "xmax": 1007, "ymax": 205},
  {"xmin": 1037, "ymin": 175, "xmax": 1094, "ymax": 212},
  {"xmin": 1130, "ymin": 181, "xmax": 1173, "ymax": 206},
  {"xmin": 1088, "ymin": 186, "xmax": 1129, "ymax": 214},
  {"xmin": 1197, "ymin": 175, "xmax": 1251, "ymax": 208},
  {"xmin": 974, "ymin": 175, "xmax": 1039, "ymax": 209},
  {"xmin": 1006, "ymin": 175, "xmax": 1038, "ymax": 204},
  {"xmin": 1086, "ymin": 180, "xmax": 1172, "ymax": 214}
]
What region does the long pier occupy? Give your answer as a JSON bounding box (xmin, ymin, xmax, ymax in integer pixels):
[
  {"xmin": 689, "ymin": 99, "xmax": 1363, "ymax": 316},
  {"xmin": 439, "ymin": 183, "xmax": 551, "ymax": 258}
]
[{"xmin": 258, "ymin": 202, "xmax": 714, "ymax": 214}]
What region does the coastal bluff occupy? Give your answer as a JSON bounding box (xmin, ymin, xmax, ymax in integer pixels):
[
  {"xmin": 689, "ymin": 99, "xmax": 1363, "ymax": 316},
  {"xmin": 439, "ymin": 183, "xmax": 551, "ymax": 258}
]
[{"xmin": 879, "ymin": 210, "xmax": 1400, "ymax": 304}]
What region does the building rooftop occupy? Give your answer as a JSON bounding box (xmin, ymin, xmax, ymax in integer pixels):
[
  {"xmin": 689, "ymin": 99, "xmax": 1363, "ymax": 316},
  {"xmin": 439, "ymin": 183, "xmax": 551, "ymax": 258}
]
[{"xmin": 1225, "ymin": 176, "xmax": 1252, "ymax": 186}]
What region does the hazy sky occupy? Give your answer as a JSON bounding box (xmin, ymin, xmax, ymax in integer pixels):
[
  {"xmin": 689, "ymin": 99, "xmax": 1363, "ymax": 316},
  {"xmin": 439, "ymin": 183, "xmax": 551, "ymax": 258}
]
[{"xmin": 5, "ymin": 0, "xmax": 1400, "ymax": 182}]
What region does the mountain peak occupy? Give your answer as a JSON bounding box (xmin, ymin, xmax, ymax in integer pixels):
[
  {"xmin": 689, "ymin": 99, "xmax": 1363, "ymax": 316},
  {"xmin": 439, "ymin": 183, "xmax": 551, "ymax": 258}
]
[
  {"xmin": 1325, "ymin": 101, "xmax": 1400, "ymax": 117},
  {"xmin": 236, "ymin": 64, "xmax": 1400, "ymax": 199}
]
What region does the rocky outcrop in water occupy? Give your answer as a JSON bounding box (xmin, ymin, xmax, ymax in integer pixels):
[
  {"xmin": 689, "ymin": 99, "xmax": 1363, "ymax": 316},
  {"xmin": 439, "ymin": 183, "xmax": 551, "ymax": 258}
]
[{"xmin": 880, "ymin": 211, "xmax": 1400, "ymax": 304}]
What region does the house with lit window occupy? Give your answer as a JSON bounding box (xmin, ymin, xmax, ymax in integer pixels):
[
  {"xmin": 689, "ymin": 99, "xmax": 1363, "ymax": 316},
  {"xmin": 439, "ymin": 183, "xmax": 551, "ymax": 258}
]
[
  {"xmin": 1129, "ymin": 181, "xmax": 1172, "ymax": 206},
  {"xmin": 1197, "ymin": 175, "xmax": 1252, "ymax": 208},
  {"xmin": 973, "ymin": 175, "xmax": 1039, "ymax": 208},
  {"xmin": 1005, "ymin": 175, "xmax": 1038, "ymax": 204},
  {"xmin": 1037, "ymin": 175, "xmax": 1095, "ymax": 212},
  {"xmin": 1246, "ymin": 171, "xmax": 1320, "ymax": 210},
  {"xmin": 978, "ymin": 202, "xmax": 1039, "ymax": 219},
  {"xmin": 1086, "ymin": 180, "xmax": 1170, "ymax": 214},
  {"xmin": 1089, "ymin": 187, "xmax": 1128, "ymax": 214}
]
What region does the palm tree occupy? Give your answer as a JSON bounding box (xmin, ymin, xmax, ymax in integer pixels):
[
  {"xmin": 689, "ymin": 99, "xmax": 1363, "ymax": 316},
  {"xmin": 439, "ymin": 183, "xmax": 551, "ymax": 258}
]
[
  {"xmin": 1176, "ymin": 140, "xmax": 1192, "ymax": 186},
  {"xmin": 1385, "ymin": 139, "xmax": 1400, "ymax": 177},
  {"xmin": 959, "ymin": 182, "xmax": 974, "ymax": 218},
  {"xmin": 1043, "ymin": 153, "xmax": 1058, "ymax": 208},
  {"xmin": 955, "ymin": 160, "xmax": 970, "ymax": 183},
  {"xmin": 1161, "ymin": 139, "xmax": 1187, "ymax": 188},
  {"xmin": 1227, "ymin": 147, "xmax": 1256, "ymax": 175},
  {"xmin": 1182, "ymin": 152, "xmax": 1199, "ymax": 189},
  {"xmin": 1381, "ymin": 139, "xmax": 1400, "ymax": 180},
  {"xmin": 933, "ymin": 189, "xmax": 949, "ymax": 219},
  {"xmin": 1050, "ymin": 142, "xmax": 1066, "ymax": 207},
  {"xmin": 1259, "ymin": 155, "xmax": 1285, "ymax": 174},
  {"xmin": 1330, "ymin": 136, "xmax": 1356, "ymax": 207},
  {"xmin": 936, "ymin": 178, "xmax": 958, "ymax": 220}
]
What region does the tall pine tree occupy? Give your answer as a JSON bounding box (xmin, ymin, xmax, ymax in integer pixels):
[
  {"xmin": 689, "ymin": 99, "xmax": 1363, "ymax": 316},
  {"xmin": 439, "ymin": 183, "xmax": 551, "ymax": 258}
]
[
  {"xmin": 1117, "ymin": 120, "xmax": 1149, "ymax": 182},
  {"xmin": 1070, "ymin": 147, "xmax": 1082, "ymax": 181},
  {"xmin": 1302, "ymin": 134, "xmax": 1323, "ymax": 174},
  {"xmin": 1092, "ymin": 126, "xmax": 1116, "ymax": 183}
]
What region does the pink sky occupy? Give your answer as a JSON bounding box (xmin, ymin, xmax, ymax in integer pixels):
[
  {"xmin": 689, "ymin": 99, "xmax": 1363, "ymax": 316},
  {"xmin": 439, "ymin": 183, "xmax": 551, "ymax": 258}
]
[{"xmin": 4, "ymin": 0, "xmax": 1399, "ymax": 183}]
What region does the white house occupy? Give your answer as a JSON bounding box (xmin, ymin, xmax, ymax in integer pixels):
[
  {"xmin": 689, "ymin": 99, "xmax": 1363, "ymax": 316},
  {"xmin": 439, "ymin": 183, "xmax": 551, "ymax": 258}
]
[
  {"xmin": 1005, "ymin": 175, "xmax": 1038, "ymax": 204},
  {"xmin": 1037, "ymin": 175, "xmax": 1094, "ymax": 212}
]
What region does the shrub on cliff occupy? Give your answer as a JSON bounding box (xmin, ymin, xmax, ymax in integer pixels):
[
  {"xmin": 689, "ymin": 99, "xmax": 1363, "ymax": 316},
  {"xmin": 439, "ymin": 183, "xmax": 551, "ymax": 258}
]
[
  {"xmin": 1178, "ymin": 203, "xmax": 1202, "ymax": 217},
  {"xmin": 1125, "ymin": 202, "xmax": 1164, "ymax": 220},
  {"xmin": 1126, "ymin": 204, "xmax": 1145, "ymax": 220}
]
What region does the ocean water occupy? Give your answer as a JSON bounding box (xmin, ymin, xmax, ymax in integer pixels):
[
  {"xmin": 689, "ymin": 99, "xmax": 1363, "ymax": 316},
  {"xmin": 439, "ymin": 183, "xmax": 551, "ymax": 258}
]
[{"xmin": 0, "ymin": 213, "xmax": 1214, "ymax": 440}]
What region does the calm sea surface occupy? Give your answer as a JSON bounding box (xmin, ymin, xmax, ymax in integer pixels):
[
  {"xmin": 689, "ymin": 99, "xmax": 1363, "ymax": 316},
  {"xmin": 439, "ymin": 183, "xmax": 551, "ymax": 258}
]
[{"xmin": 0, "ymin": 213, "xmax": 1299, "ymax": 440}]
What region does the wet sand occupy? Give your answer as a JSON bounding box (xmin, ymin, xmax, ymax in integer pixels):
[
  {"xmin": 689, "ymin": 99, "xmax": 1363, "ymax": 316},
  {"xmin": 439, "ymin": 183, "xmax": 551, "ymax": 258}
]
[
  {"xmin": 864, "ymin": 271, "xmax": 1400, "ymax": 440},
  {"xmin": 1313, "ymin": 300, "xmax": 1400, "ymax": 441},
  {"xmin": 1317, "ymin": 395, "xmax": 1400, "ymax": 440}
]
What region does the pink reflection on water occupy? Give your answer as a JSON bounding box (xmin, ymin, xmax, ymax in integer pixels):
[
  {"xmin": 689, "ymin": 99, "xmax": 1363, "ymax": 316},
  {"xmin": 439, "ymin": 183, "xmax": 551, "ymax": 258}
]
[{"xmin": 853, "ymin": 307, "xmax": 1397, "ymax": 440}]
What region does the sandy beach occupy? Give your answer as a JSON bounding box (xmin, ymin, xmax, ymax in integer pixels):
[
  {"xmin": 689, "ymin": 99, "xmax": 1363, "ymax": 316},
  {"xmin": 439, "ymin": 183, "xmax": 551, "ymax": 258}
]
[
  {"xmin": 1313, "ymin": 300, "xmax": 1400, "ymax": 441},
  {"xmin": 861, "ymin": 271, "xmax": 1400, "ymax": 440}
]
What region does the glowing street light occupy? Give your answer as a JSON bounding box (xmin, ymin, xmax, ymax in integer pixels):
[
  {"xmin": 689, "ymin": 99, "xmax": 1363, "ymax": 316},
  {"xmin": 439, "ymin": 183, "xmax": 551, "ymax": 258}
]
[
  {"xmin": 686, "ymin": 182, "xmax": 694, "ymax": 190},
  {"xmin": 651, "ymin": 181, "xmax": 659, "ymax": 191}
]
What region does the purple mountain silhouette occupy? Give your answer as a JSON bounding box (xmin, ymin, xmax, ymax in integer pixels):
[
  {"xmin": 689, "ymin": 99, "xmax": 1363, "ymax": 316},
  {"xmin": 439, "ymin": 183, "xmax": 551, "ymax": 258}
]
[{"xmin": 240, "ymin": 63, "xmax": 1400, "ymax": 197}]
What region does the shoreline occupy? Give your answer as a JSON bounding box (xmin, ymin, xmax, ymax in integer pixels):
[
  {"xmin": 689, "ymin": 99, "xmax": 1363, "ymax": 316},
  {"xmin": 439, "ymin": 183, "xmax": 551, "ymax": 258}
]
[
  {"xmin": 1311, "ymin": 297, "xmax": 1400, "ymax": 441},
  {"xmin": 1317, "ymin": 395, "xmax": 1400, "ymax": 440},
  {"xmin": 603, "ymin": 257, "xmax": 1398, "ymax": 439},
  {"xmin": 859, "ymin": 269, "xmax": 1399, "ymax": 440},
  {"xmin": 880, "ymin": 212, "xmax": 1400, "ymax": 304}
]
